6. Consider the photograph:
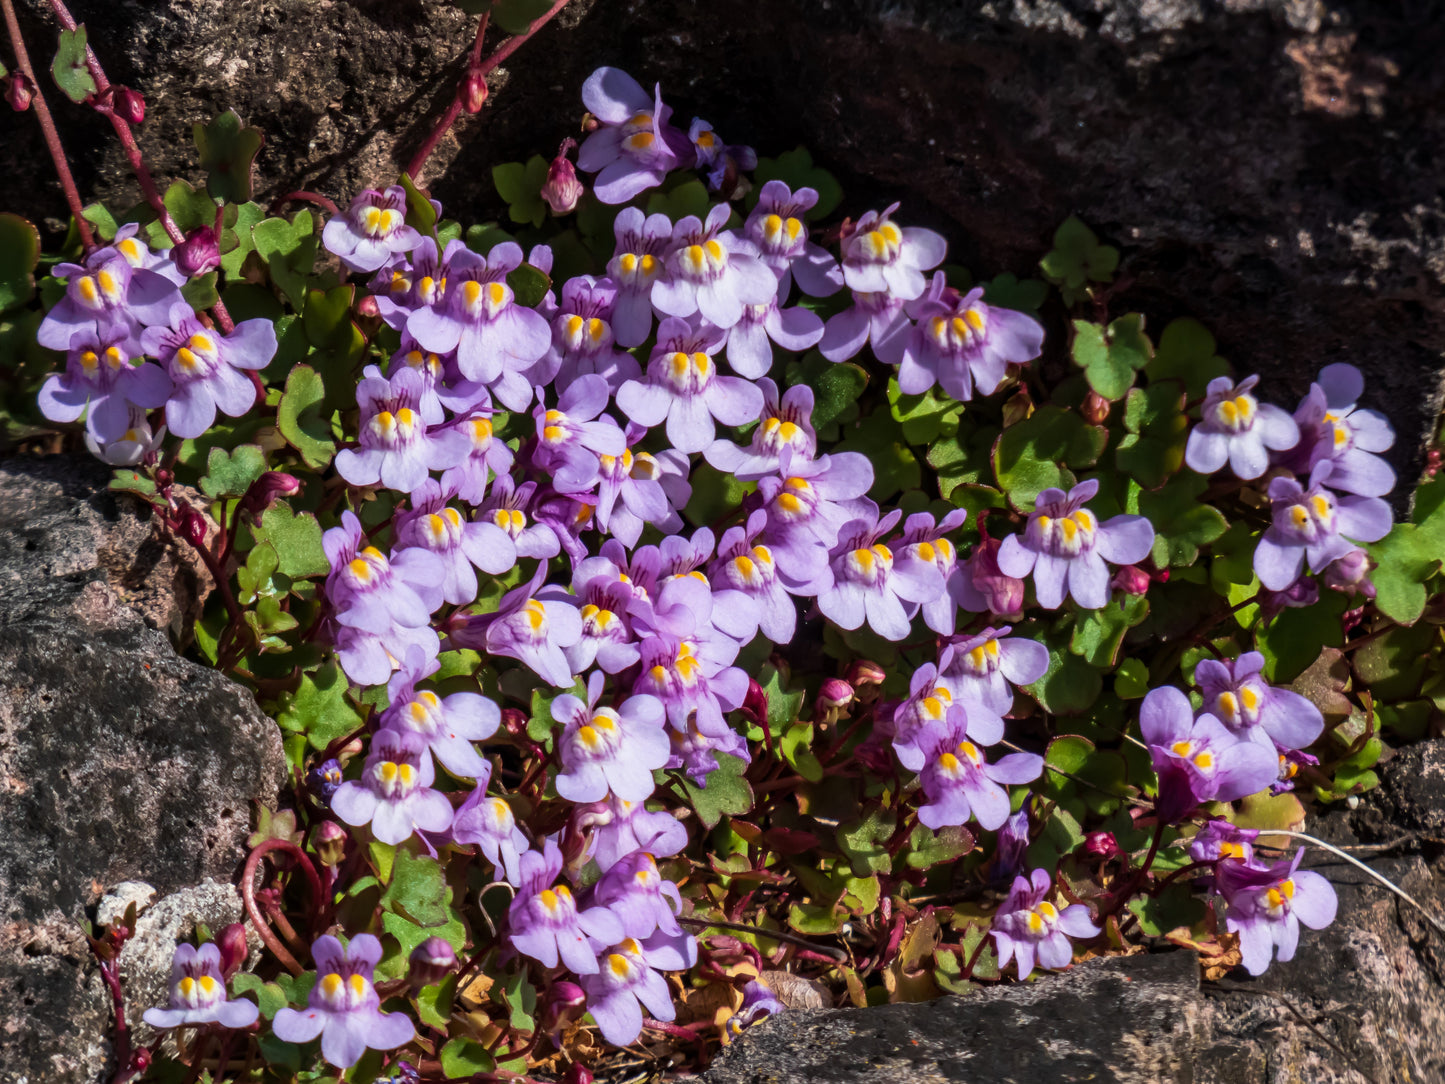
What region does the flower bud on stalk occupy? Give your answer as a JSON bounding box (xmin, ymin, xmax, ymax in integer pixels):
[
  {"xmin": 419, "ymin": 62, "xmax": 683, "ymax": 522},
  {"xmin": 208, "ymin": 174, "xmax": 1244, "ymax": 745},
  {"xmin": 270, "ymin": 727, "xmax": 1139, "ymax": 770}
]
[
  {"xmin": 500, "ymin": 706, "xmax": 528, "ymax": 736},
  {"xmin": 1081, "ymin": 390, "xmax": 1111, "ymax": 426},
  {"xmin": 541, "ymin": 139, "xmax": 584, "ymax": 216},
  {"xmin": 4, "ymin": 71, "xmax": 34, "ymax": 112},
  {"xmin": 742, "ymin": 677, "xmax": 769, "ymax": 724},
  {"xmin": 217, "ymin": 922, "xmax": 249, "ymax": 977},
  {"xmin": 113, "ymin": 86, "xmax": 146, "ymax": 125},
  {"xmin": 969, "ymin": 535, "xmax": 1025, "ymax": 617},
  {"xmin": 173, "ymin": 227, "xmax": 220, "ymax": 277},
  {"xmin": 408, "ymin": 937, "xmax": 457, "ymax": 990},
  {"xmin": 562, "ymin": 1062, "xmax": 595, "ymax": 1084},
  {"xmin": 814, "ymin": 677, "xmax": 854, "ymax": 727},
  {"xmin": 461, "ymin": 69, "xmax": 488, "ymax": 114},
  {"xmin": 240, "ymin": 471, "xmax": 302, "ymax": 518},
  {"xmin": 312, "ymin": 820, "xmax": 348, "ymax": 867},
  {"xmin": 181, "ymin": 509, "xmax": 211, "ymax": 548},
  {"xmin": 846, "ymin": 659, "xmax": 885, "ymax": 689},
  {"xmin": 1110, "ymin": 564, "xmax": 1151, "ymax": 596},
  {"xmin": 542, "ymin": 980, "xmax": 587, "ymax": 1043}
]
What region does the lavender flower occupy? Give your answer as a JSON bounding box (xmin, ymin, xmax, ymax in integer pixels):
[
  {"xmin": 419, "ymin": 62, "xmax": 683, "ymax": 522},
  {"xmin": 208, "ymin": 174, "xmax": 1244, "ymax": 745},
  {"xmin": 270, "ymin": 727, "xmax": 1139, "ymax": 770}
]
[
  {"xmin": 578, "ymin": 68, "xmax": 689, "ymax": 204},
  {"xmin": 743, "ymin": 181, "xmax": 843, "ymax": 299},
  {"xmin": 545, "ymin": 275, "xmax": 641, "ymax": 393},
  {"xmin": 331, "ymin": 730, "xmax": 453, "ymax": 845},
  {"xmin": 995, "ymin": 479, "xmax": 1155, "ymax": 610},
  {"xmin": 915, "ymin": 704, "xmax": 1042, "ymax": 830},
  {"xmin": 595, "ymin": 424, "xmax": 690, "ymax": 547},
  {"xmin": 838, "ymin": 203, "xmax": 946, "ymax": 302},
  {"xmin": 379, "ymin": 649, "xmax": 500, "ymax": 779},
  {"xmin": 141, "ymin": 304, "xmax": 277, "ymax": 439},
  {"xmin": 705, "ymin": 378, "xmax": 817, "ymax": 480},
  {"xmin": 1139, "ymin": 686, "xmax": 1279, "ymax": 823},
  {"xmin": 755, "ymin": 447, "xmax": 875, "ymax": 589},
  {"xmin": 579, "ymin": 937, "xmax": 679, "ymax": 1046},
  {"xmin": 708, "ymin": 508, "xmax": 796, "ymax": 645},
  {"xmin": 1217, "ymin": 850, "xmax": 1338, "ymax": 975},
  {"xmin": 1184, "ymin": 375, "xmax": 1300, "ymax": 480},
  {"xmin": 896, "ymin": 509, "xmax": 969, "ymax": 635},
  {"xmin": 1188, "ymin": 819, "xmax": 1259, "ymax": 865},
  {"xmin": 37, "ymin": 253, "xmax": 180, "ymax": 351},
  {"xmin": 724, "ymin": 981, "xmax": 787, "ymax": 1040},
  {"xmin": 576, "ymin": 794, "xmax": 689, "ymax": 873},
  {"xmin": 477, "ymin": 476, "xmax": 562, "ymax": 559},
  {"xmin": 553, "ymin": 673, "xmax": 670, "ymax": 804},
  {"xmin": 1193, "ymin": 651, "xmax": 1323, "ymax": 751},
  {"xmin": 899, "ymin": 279, "xmax": 1045, "ymax": 401},
  {"xmin": 617, "ymin": 316, "xmax": 764, "ymax": 454},
  {"xmin": 606, "ymin": 208, "xmax": 674, "ymax": 346},
  {"xmin": 938, "ymin": 626, "xmax": 1050, "ymax": 716},
  {"xmin": 1290, "ymin": 362, "xmax": 1396, "ymax": 497},
  {"xmin": 393, "ymin": 479, "xmax": 517, "ymax": 604},
  {"xmin": 439, "ymin": 410, "xmax": 515, "ymax": 506},
  {"xmin": 590, "ymin": 852, "xmax": 684, "ymax": 941},
  {"xmin": 890, "ymin": 664, "xmax": 997, "ymax": 772},
  {"xmin": 1252, "ymin": 463, "xmax": 1392, "ymax": 591},
  {"xmin": 508, "ymin": 839, "xmax": 624, "ymax": 973},
  {"xmin": 651, "ymin": 205, "xmax": 776, "ymax": 329},
  {"xmin": 142, "ymin": 943, "xmax": 258, "ymax": 1030},
  {"xmin": 449, "ymin": 564, "xmax": 582, "ymax": 688},
  {"xmin": 373, "ymin": 237, "xmax": 452, "ymax": 332},
  {"xmin": 272, "ymin": 934, "xmax": 415, "ymax": 1068},
  {"xmin": 38, "ymin": 329, "xmax": 171, "ymax": 442},
  {"xmin": 818, "ymin": 289, "xmax": 911, "ymax": 365},
  {"xmin": 724, "ymin": 294, "xmax": 825, "ymax": 379},
  {"xmin": 818, "ymin": 509, "xmax": 944, "ymax": 641},
  {"xmin": 84, "ymin": 406, "xmax": 166, "ymax": 465},
  {"xmin": 108, "ymin": 222, "xmax": 186, "ymax": 286},
  {"xmin": 990, "ymin": 869, "xmax": 1100, "ymax": 978},
  {"xmin": 322, "ymin": 186, "xmax": 423, "ymax": 273},
  {"xmin": 452, "ymin": 787, "xmax": 530, "ymax": 885},
  {"xmin": 531, "ymin": 375, "xmax": 627, "ymax": 492}
]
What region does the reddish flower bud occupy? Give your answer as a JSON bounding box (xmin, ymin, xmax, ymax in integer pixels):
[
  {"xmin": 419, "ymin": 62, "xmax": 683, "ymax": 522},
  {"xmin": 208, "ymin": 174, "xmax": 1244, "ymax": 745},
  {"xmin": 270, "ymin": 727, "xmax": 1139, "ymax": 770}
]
[
  {"xmin": 562, "ymin": 1061, "xmax": 595, "ymax": 1084},
  {"xmin": 113, "ymin": 86, "xmax": 146, "ymax": 125},
  {"xmin": 173, "ymin": 227, "xmax": 220, "ymax": 277},
  {"xmin": 356, "ymin": 293, "xmax": 381, "ymax": 319},
  {"xmin": 217, "ymin": 922, "xmax": 249, "ymax": 978},
  {"xmin": 180, "ymin": 509, "xmax": 210, "ymax": 548},
  {"xmin": 814, "ymin": 677, "xmax": 854, "ymax": 727},
  {"xmin": 500, "ymin": 706, "xmax": 528, "ymax": 736},
  {"xmin": 541, "ymin": 139, "xmax": 584, "ymax": 216},
  {"xmin": 312, "ymin": 820, "xmax": 348, "ymax": 867},
  {"xmin": 742, "ymin": 677, "xmax": 769, "ymax": 723},
  {"xmin": 461, "ymin": 69, "xmax": 488, "ymax": 114},
  {"xmin": 542, "ymin": 979, "xmax": 588, "ymax": 1038},
  {"xmin": 4, "ymin": 71, "xmax": 34, "ymax": 112},
  {"xmin": 408, "ymin": 936, "xmax": 457, "ymax": 989},
  {"xmin": 1081, "ymin": 390, "xmax": 1111, "ymax": 426},
  {"xmin": 845, "ymin": 659, "xmax": 886, "ymax": 689},
  {"xmin": 1321, "ymin": 547, "xmax": 1374, "ymax": 598},
  {"xmin": 154, "ymin": 468, "xmax": 174, "ymax": 490},
  {"xmin": 1110, "ymin": 564, "xmax": 1151, "ymax": 596},
  {"xmin": 1083, "ymin": 831, "xmax": 1122, "ymax": 860},
  {"xmin": 128, "ymin": 1047, "xmax": 152, "ymax": 1074},
  {"xmin": 240, "ymin": 471, "xmax": 302, "ymax": 518},
  {"xmin": 968, "ymin": 536, "xmax": 1025, "ymax": 617}
]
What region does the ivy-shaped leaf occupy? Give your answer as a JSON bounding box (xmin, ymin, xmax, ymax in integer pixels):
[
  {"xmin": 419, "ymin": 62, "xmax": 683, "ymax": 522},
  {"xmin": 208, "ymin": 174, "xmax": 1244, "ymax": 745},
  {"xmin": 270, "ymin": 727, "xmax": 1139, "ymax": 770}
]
[
  {"xmin": 399, "ymin": 172, "xmax": 439, "ymax": 241},
  {"xmin": 750, "ymin": 147, "xmax": 843, "ymax": 219},
  {"xmin": 1366, "ymin": 521, "xmax": 1443, "ymax": 625},
  {"xmin": 251, "ymin": 211, "xmax": 317, "ymax": 311},
  {"xmin": 1070, "ymin": 593, "xmax": 1150, "ymax": 669},
  {"xmin": 1071, "ymin": 314, "xmax": 1153, "ymax": 401},
  {"xmin": 0, "ymin": 214, "xmax": 40, "ymax": 314},
  {"xmin": 507, "ymin": 262, "xmax": 552, "ymax": 309},
  {"xmin": 1115, "ymin": 382, "xmax": 1187, "ymax": 489},
  {"xmin": 276, "ymin": 363, "xmax": 336, "ymax": 469},
  {"xmin": 681, "ymin": 753, "xmax": 754, "ymax": 830},
  {"xmin": 1133, "ymin": 473, "xmax": 1228, "ymax": 568},
  {"xmin": 991, "ymin": 405, "xmax": 1106, "ymax": 511},
  {"xmin": 275, "ymin": 661, "xmax": 362, "ymax": 750},
  {"xmin": 1038, "ymin": 215, "xmax": 1118, "ymax": 306},
  {"xmin": 51, "ymin": 26, "xmax": 97, "ymax": 103},
  {"xmin": 836, "ymin": 408, "xmax": 921, "ymax": 501},
  {"xmin": 644, "ymin": 178, "xmax": 714, "ymax": 224},
  {"xmin": 253, "ymin": 502, "xmax": 330, "ymax": 579},
  {"xmin": 194, "ymin": 111, "xmax": 264, "ymax": 203},
  {"xmin": 493, "ymin": 156, "xmax": 550, "ymax": 227},
  {"xmin": 199, "ymin": 444, "xmax": 266, "ymax": 499},
  {"xmin": 382, "ymin": 849, "xmax": 451, "ymax": 927},
  {"xmin": 837, "ymin": 807, "xmax": 896, "ymax": 876},
  {"xmin": 1144, "ymin": 317, "xmax": 1231, "ymax": 398},
  {"xmin": 1025, "ymin": 644, "xmax": 1103, "ymax": 715},
  {"xmin": 981, "ymin": 272, "xmax": 1049, "ymax": 315}
]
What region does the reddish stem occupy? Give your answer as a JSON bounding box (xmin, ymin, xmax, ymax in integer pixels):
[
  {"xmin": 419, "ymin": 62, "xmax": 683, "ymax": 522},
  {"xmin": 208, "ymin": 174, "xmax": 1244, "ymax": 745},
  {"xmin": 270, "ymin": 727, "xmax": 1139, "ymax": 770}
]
[
  {"xmin": 46, "ymin": 0, "xmax": 185, "ymax": 245},
  {"xmin": 0, "ymin": 0, "xmax": 95, "ymax": 249},
  {"xmin": 241, "ymin": 839, "xmax": 327, "ymax": 976},
  {"xmin": 272, "ymin": 189, "xmax": 342, "ymax": 217},
  {"xmin": 94, "ymin": 956, "xmax": 133, "ymax": 1082}
]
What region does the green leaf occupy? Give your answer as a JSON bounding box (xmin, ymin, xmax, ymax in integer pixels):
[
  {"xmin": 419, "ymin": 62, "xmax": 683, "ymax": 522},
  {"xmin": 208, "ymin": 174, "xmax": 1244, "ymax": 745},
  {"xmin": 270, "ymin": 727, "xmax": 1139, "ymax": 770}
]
[
  {"xmin": 1126, "ymin": 883, "xmax": 1205, "ymax": 936},
  {"xmin": 81, "ymin": 202, "xmax": 118, "ymax": 242},
  {"xmin": 193, "ymin": 110, "xmax": 265, "ymax": 203},
  {"xmin": 1070, "ymin": 593, "xmax": 1150, "ymax": 669},
  {"xmin": 162, "ymin": 179, "xmax": 222, "ymax": 237},
  {"xmin": 381, "ymin": 849, "xmax": 451, "ymax": 927},
  {"xmin": 905, "ymin": 823, "xmax": 975, "ymax": 870},
  {"xmin": 1071, "ymin": 315, "xmax": 1152, "ymax": 401},
  {"xmin": 0, "ymin": 214, "xmax": 40, "ymax": 313},
  {"xmin": 836, "ymin": 408, "xmax": 921, "ymax": 501},
  {"xmin": 1135, "ymin": 473, "xmax": 1228, "ymax": 568},
  {"xmin": 230, "ymin": 972, "xmax": 289, "ymax": 1019},
  {"xmin": 1038, "ymin": 215, "xmax": 1118, "ymax": 305},
  {"xmin": 1114, "ymin": 658, "xmax": 1150, "ymax": 699},
  {"xmin": 1025, "ymin": 645, "xmax": 1103, "ymax": 715},
  {"xmin": 276, "ymin": 363, "xmax": 336, "ymax": 469},
  {"xmin": 275, "ymin": 661, "xmax": 362, "ymax": 749},
  {"xmin": 682, "ymin": 461, "xmax": 753, "ymax": 528},
  {"xmin": 1115, "ymin": 382, "xmax": 1188, "ymax": 489},
  {"xmin": 440, "ymin": 1038, "xmax": 495, "ymax": 1078},
  {"xmin": 253, "ymin": 502, "xmax": 330, "ymax": 579},
  {"xmin": 109, "ymin": 467, "xmax": 157, "ymax": 498},
  {"xmin": 981, "ymin": 272, "xmax": 1049, "ymax": 315},
  {"xmin": 1365, "ymin": 522, "xmax": 1442, "ymax": 625},
  {"xmin": 785, "ymin": 352, "xmax": 867, "ymax": 437},
  {"xmin": 991, "ymin": 405, "xmax": 1106, "ymax": 511},
  {"xmin": 888, "ymin": 380, "xmax": 963, "ymax": 446},
  {"xmin": 644, "ymin": 178, "xmax": 713, "ymax": 223},
  {"xmin": 507, "ymin": 262, "xmax": 552, "ymax": 308},
  {"xmin": 414, "ymin": 972, "xmax": 458, "ymax": 1029},
  {"xmin": 399, "ymin": 172, "xmax": 439, "ymax": 240},
  {"xmin": 1145, "ymin": 318, "xmax": 1230, "ymax": 397},
  {"xmin": 751, "ymin": 147, "xmax": 843, "ymax": 219},
  {"xmin": 219, "ymin": 201, "xmax": 267, "ymax": 277},
  {"xmin": 199, "ymin": 444, "xmax": 266, "ymax": 499},
  {"xmin": 837, "ymin": 807, "xmax": 897, "ymax": 876},
  {"xmin": 758, "ymin": 662, "xmax": 805, "ymax": 732},
  {"xmin": 51, "ymin": 26, "xmax": 98, "ymax": 103},
  {"xmin": 251, "ymin": 211, "xmax": 317, "ymax": 311},
  {"xmin": 1255, "ymin": 590, "xmax": 1348, "ymax": 683},
  {"xmin": 493, "ymin": 156, "xmax": 550, "ymax": 227},
  {"xmin": 180, "ymin": 271, "xmax": 219, "ymax": 312},
  {"xmin": 680, "ymin": 753, "xmax": 753, "ymax": 830}
]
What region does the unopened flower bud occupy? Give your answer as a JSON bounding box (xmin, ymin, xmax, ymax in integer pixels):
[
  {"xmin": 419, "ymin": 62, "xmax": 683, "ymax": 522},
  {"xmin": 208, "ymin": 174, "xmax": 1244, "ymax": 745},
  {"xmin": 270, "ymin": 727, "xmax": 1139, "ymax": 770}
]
[
  {"xmin": 408, "ymin": 936, "xmax": 457, "ymax": 989},
  {"xmin": 128, "ymin": 1047, "xmax": 152, "ymax": 1075},
  {"xmin": 814, "ymin": 677, "xmax": 854, "ymax": 727},
  {"xmin": 1083, "ymin": 831, "xmax": 1121, "ymax": 859},
  {"xmin": 1259, "ymin": 576, "xmax": 1318, "ymax": 622},
  {"xmin": 113, "ymin": 86, "xmax": 145, "ymax": 125},
  {"xmin": 217, "ymin": 922, "xmax": 248, "ymax": 978},
  {"xmin": 742, "ymin": 677, "xmax": 769, "ymax": 724},
  {"xmin": 240, "ymin": 471, "xmax": 301, "ymax": 518},
  {"xmin": 1110, "ymin": 564, "xmax": 1151, "ymax": 596},
  {"xmin": 1321, "ymin": 546, "xmax": 1375, "ymax": 598},
  {"xmin": 180, "ymin": 509, "xmax": 210, "ymax": 548},
  {"xmin": 312, "ymin": 819, "xmax": 348, "ymax": 866},
  {"xmin": 356, "ymin": 293, "xmax": 380, "ymax": 319},
  {"xmin": 173, "ymin": 227, "xmax": 220, "ymax": 277},
  {"xmin": 461, "ymin": 69, "xmax": 488, "ymax": 114},
  {"xmin": 542, "ymin": 980, "xmax": 587, "ymax": 1040},
  {"xmin": 968, "ymin": 536, "xmax": 1025, "ymax": 617},
  {"xmin": 541, "ymin": 140, "xmax": 584, "ymax": 216},
  {"xmin": 1081, "ymin": 390, "xmax": 1111, "ymax": 426},
  {"xmin": 4, "ymin": 71, "xmax": 34, "ymax": 112},
  {"xmin": 562, "ymin": 1064, "xmax": 594, "ymax": 1084},
  {"xmin": 306, "ymin": 758, "xmax": 344, "ymax": 802},
  {"xmin": 845, "ymin": 659, "xmax": 886, "ymax": 689},
  {"xmin": 154, "ymin": 468, "xmax": 173, "ymax": 490},
  {"xmin": 501, "ymin": 707, "xmax": 528, "ymax": 736}
]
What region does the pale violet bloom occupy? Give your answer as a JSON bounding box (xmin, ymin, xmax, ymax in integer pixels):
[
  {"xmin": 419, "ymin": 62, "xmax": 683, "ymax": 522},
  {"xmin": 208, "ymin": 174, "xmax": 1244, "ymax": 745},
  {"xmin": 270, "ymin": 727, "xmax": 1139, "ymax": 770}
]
[
  {"xmin": 898, "ymin": 278, "xmax": 1044, "ymax": 401},
  {"xmin": 838, "ymin": 203, "xmax": 946, "ymax": 302},
  {"xmin": 990, "ymin": 869, "xmax": 1100, "ymax": 978},
  {"xmin": 652, "ymin": 204, "xmax": 776, "ymax": 330},
  {"xmin": 142, "ymin": 943, "xmax": 258, "ymax": 1030},
  {"xmin": 724, "ymin": 294, "xmax": 824, "ymax": 379},
  {"xmin": 322, "ymin": 186, "xmax": 423, "ymax": 273},
  {"xmin": 1290, "ymin": 362, "xmax": 1396, "ymax": 497},
  {"xmin": 705, "ymin": 378, "xmax": 817, "ymax": 481},
  {"xmin": 817, "ymin": 509, "xmax": 944, "ymax": 641},
  {"xmin": 938, "ymin": 626, "xmax": 1050, "ymax": 716},
  {"xmin": 1217, "ymin": 850, "xmax": 1338, "ymax": 976},
  {"xmin": 553, "ymin": 672, "xmax": 670, "ymax": 804},
  {"xmin": 1252, "ymin": 463, "xmax": 1392, "ymax": 591},
  {"xmin": 272, "ymin": 934, "xmax": 414, "ymax": 1069},
  {"xmin": 331, "ymin": 730, "xmax": 453, "ymax": 845},
  {"xmin": 1185, "ymin": 374, "xmax": 1300, "ymax": 480},
  {"xmin": 743, "ymin": 180, "xmax": 843, "ymax": 299}
]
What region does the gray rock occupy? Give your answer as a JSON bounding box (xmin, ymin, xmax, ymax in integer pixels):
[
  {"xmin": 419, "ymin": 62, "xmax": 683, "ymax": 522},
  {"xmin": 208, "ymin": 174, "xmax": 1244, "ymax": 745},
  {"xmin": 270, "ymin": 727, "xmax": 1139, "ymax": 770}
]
[
  {"xmin": 0, "ymin": 454, "xmax": 286, "ymax": 1084},
  {"xmin": 95, "ymin": 881, "xmax": 157, "ymax": 928}
]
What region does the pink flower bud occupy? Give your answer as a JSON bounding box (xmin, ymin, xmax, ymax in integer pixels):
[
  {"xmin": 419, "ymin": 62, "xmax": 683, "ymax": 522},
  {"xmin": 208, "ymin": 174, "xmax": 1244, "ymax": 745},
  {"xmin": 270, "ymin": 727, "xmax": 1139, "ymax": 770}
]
[
  {"xmin": 461, "ymin": 69, "xmax": 488, "ymax": 114},
  {"xmin": 742, "ymin": 677, "xmax": 769, "ymax": 723},
  {"xmin": 1110, "ymin": 564, "xmax": 1151, "ymax": 596},
  {"xmin": 113, "ymin": 86, "xmax": 146, "ymax": 125},
  {"xmin": 173, "ymin": 227, "xmax": 220, "ymax": 277},
  {"xmin": 814, "ymin": 677, "xmax": 854, "ymax": 727},
  {"xmin": 312, "ymin": 820, "xmax": 348, "ymax": 866},
  {"xmin": 500, "ymin": 707, "xmax": 528, "ymax": 736},
  {"xmin": 356, "ymin": 293, "xmax": 381, "ymax": 319},
  {"xmin": 562, "ymin": 1062, "xmax": 594, "ymax": 1084},
  {"xmin": 968, "ymin": 536, "xmax": 1025, "ymax": 617},
  {"xmin": 845, "ymin": 659, "xmax": 886, "ymax": 688},
  {"xmin": 408, "ymin": 936, "xmax": 457, "ymax": 989},
  {"xmin": 1083, "ymin": 831, "xmax": 1121, "ymax": 859},
  {"xmin": 180, "ymin": 509, "xmax": 210, "ymax": 548},
  {"xmin": 217, "ymin": 922, "xmax": 249, "ymax": 978},
  {"xmin": 1081, "ymin": 391, "xmax": 1111, "ymax": 426},
  {"xmin": 542, "ymin": 980, "xmax": 587, "ymax": 1038},
  {"xmin": 240, "ymin": 471, "xmax": 301, "ymax": 517},
  {"xmin": 541, "ymin": 140, "xmax": 584, "ymax": 216},
  {"xmin": 1321, "ymin": 547, "xmax": 1374, "ymax": 598},
  {"xmin": 4, "ymin": 71, "xmax": 34, "ymax": 112}
]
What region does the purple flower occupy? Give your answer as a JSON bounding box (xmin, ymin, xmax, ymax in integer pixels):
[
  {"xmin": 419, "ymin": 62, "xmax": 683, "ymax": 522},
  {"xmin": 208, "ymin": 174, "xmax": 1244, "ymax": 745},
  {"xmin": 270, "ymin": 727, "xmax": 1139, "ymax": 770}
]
[
  {"xmin": 142, "ymin": 942, "xmax": 258, "ymax": 1030},
  {"xmin": 725, "ymin": 980, "xmax": 787, "ymax": 1040},
  {"xmin": 756, "ymin": 447, "xmax": 876, "ymax": 589},
  {"xmin": 1320, "ymin": 546, "xmax": 1375, "ymax": 598},
  {"xmin": 899, "ymin": 279, "xmax": 1044, "ymax": 401},
  {"xmin": 508, "ymin": 839, "xmax": 625, "ymax": 973},
  {"xmin": 991, "ymin": 808, "xmax": 1032, "ymax": 885},
  {"xmin": 633, "ymin": 633, "xmax": 748, "ymax": 744},
  {"xmin": 107, "ymin": 222, "xmax": 186, "ymax": 286},
  {"xmin": 590, "ymin": 852, "xmax": 685, "ymax": 942},
  {"xmin": 688, "ymin": 117, "xmax": 757, "ymax": 192},
  {"xmin": 617, "ymin": 316, "xmax": 764, "ymax": 453},
  {"xmin": 990, "ymin": 869, "xmax": 1100, "ymax": 978},
  {"xmin": 439, "ymin": 410, "xmax": 515, "ymax": 505},
  {"xmin": 554, "ymin": 673, "xmax": 670, "ymax": 804},
  {"xmin": 1139, "ymin": 686, "xmax": 1280, "ymax": 823},
  {"xmin": 743, "ymin": 181, "xmax": 843, "ymax": 299},
  {"xmin": 37, "ymin": 253, "xmax": 180, "ymax": 352},
  {"xmin": 938, "ymin": 626, "xmax": 1050, "ymax": 716},
  {"xmin": 915, "ymin": 705, "xmax": 1042, "ymax": 830},
  {"xmin": 394, "ymin": 479, "xmax": 517, "ymax": 604},
  {"xmin": 896, "ymin": 509, "xmax": 969, "ymax": 635},
  {"xmin": 724, "ymin": 294, "xmax": 825, "ymax": 379},
  {"xmin": 452, "ymin": 787, "xmax": 529, "ymax": 885},
  {"xmin": 449, "ymin": 563, "xmax": 582, "ymax": 688},
  {"xmin": 606, "ymin": 208, "xmax": 674, "ymax": 347},
  {"xmin": 839, "ymin": 203, "xmax": 946, "ymax": 301},
  {"xmin": 818, "ymin": 289, "xmax": 911, "ymax": 364},
  {"xmin": 576, "ymin": 794, "xmax": 689, "ymax": 873},
  {"xmin": 545, "ymin": 275, "xmax": 642, "ymax": 394},
  {"xmin": 1252, "ymin": 463, "xmax": 1392, "ymax": 591},
  {"xmin": 890, "ymin": 664, "xmax": 996, "ymax": 772},
  {"xmin": 379, "ymin": 648, "xmax": 500, "ymax": 779},
  {"xmin": 705, "ymin": 378, "xmax": 818, "ymax": 480},
  {"xmin": 38, "ymin": 328, "xmax": 171, "ymax": 442},
  {"xmin": 531, "ymin": 375, "xmax": 627, "ymax": 492},
  {"xmin": 1185, "ymin": 374, "xmax": 1300, "ymax": 480},
  {"xmin": 579, "ymin": 936, "xmax": 679, "ymax": 1045},
  {"xmin": 372, "ymin": 237, "xmax": 451, "ymax": 331},
  {"xmin": 272, "ymin": 934, "xmax": 415, "ymax": 1068},
  {"xmin": 956, "ymin": 532, "xmax": 1025, "ymax": 617},
  {"xmin": 141, "ymin": 304, "xmax": 276, "ymax": 439},
  {"xmin": 595, "ymin": 424, "xmax": 690, "ymax": 548},
  {"xmin": 322, "ymin": 186, "xmax": 423, "ymax": 273},
  {"xmin": 560, "ymin": 574, "xmax": 638, "ymax": 675},
  {"xmin": 1188, "ymin": 819, "xmax": 1258, "ymax": 865},
  {"xmin": 405, "ymin": 242, "xmax": 551, "ymax": 411},
  {"xmin": 1290, "ymin": 363, "xmax": 1396, "ymax": 497},
  {"xmin": 651, "ymin": 205, "xmax": 777, "ymax": 330},
  {"xmin": 478, "ymin": 476, "xmax": 563, "ymax": 560},
  {"xmin": 996, "ymin": 479, "xmax": 1155, "ymax": 610},
  {"xmin": 818, "ymin": 509, "xmax": 944, "ymax": 641},
  {"xmin": 1193, "ymin": 651, "xmax": 1323, "ymax": 751},
  {"xmin": 707, "ymin": 508, "xmax": 796, "ymax": 645},
  {"xmin": 331, "ymin": 730, "xmax": 453, "ymax": 845},
  {"xmin": 578, "ymin": 67, "xmax": 689, "ymax": 204},
  {"xmin": 1217, "ymin": 850, "xmax": 1338, "ymax": 975}
]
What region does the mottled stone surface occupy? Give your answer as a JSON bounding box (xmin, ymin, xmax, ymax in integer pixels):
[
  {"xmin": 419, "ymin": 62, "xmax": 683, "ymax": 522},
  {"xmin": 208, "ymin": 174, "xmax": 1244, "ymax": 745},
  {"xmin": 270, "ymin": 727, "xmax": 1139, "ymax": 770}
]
[{"xmin": 0, "ymin": 454, "xmax": 285, "ymax": 1084}]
